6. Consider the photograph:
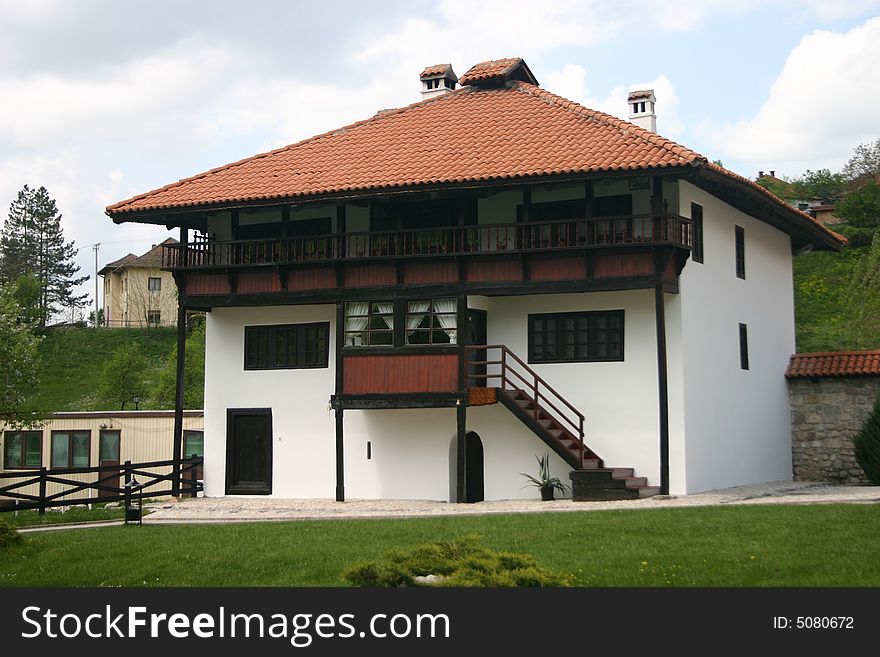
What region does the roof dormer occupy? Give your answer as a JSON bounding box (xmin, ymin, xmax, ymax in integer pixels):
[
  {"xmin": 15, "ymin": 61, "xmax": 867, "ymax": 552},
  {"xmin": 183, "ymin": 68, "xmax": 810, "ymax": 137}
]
[
  {"xmin": 420, "ymin": 64, "xmax": 458, "ymax": 100},
  {"xmin": 458, "ymin": 58, "xmax": 539, "ymax": 88}
]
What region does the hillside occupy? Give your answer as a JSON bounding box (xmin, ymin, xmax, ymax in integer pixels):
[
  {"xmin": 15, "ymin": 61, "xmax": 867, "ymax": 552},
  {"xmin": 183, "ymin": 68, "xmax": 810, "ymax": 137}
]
[
  {"xmin": 793, "ymin": 245, "xmax": 876, "ymax": 353},
  {"xmin": 25, "ymin": 326, "xmax": 190, "ymax": 412}
]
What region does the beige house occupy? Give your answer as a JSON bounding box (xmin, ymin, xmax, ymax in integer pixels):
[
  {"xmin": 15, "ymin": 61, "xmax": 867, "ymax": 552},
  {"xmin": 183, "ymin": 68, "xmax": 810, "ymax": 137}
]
[
  {"xmin": 0, "ymin": 410, "xmax": 204, "ymax": 505},
  {"xmin": 99, "ymin": 238, "xmax": 179, "ymax": 327}
]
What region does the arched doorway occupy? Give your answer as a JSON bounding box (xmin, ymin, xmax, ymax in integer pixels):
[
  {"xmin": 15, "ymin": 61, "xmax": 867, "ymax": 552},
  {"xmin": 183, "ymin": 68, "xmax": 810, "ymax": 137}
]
[{"xmin": 465, "ymin": 431, "xmax": 484, "ymax": 503}]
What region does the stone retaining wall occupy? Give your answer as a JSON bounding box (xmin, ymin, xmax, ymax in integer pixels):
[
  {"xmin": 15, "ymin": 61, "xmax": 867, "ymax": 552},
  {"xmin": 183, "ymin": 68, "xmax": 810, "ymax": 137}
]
[{"xmin": 789, "ymin": 376, "xmax": 878, "ymax": 484}]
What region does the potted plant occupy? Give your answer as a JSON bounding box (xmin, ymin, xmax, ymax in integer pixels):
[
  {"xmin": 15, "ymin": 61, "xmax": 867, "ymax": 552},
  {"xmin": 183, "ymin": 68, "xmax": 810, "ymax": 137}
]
[{"xmin": 521, "ymin": 453, "xmax": 567, "ymax": 501}]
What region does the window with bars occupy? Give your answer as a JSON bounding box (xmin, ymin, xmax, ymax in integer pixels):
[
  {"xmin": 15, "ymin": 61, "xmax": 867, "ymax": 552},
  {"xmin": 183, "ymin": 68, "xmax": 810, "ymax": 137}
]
[
  {"xmin": 528, "ymin": 311, "xmax": 624, "ymax": 363},
  {"xmin": 244, "ymin": 323, "xmax": 329, "ymax": 369},
  {"xmin": 3, "ymin": 430, "xmax": 42, "ymax": 469},
  {"xmin": 735, "ymin": 225, "xmax": 745, "ymax": 279},
  {"xmin": 50, "ymin": 430, "xmax": 90, "ymax": 468}
]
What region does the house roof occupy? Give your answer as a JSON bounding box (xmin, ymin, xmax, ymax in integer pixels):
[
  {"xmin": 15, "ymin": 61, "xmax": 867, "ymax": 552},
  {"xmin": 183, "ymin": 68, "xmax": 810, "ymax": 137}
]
[
  {"xmin": 420, "ymin": 63, "xmax": 457, "ymax": 81},
  {"xmin": 627, "ymin": 89, "xmax": 655, "ymax": 100},
  {"xmin": 105, "ymin": 57, "xmax": 845, "ymax": 250},
  {"xmin": 98, "ymin": 238, "xmax": 178, "ymax": 275},
  {"xmin": 786, "ymin": 351, "xmax": 880, "ymax": 378}
]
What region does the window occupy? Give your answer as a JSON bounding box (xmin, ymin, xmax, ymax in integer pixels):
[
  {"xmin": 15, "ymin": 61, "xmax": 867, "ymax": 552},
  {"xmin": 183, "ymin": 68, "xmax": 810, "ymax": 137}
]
[
  {"xmin": 691, "ymin": 203, "xmax": 704, "ymax": 263},
  {"xmin": 244, "ymin": 322, "xmax": 329, "ymax": 370},
  {"xmin": 344, "ymin": 302, "xmax": 394, "ymax": 347},
  {"xmin": 405, "ymin": 298, "xmax": 457, "ymax": 345},
  {"xmin": 529, "ymin": 311, "xmax": 624, "ymax": 363},
  {"xmin": 148, "ymin": 277, "xmax": 161, "ymax": 291},
  {"xmin": 739, "ymin": 323, "xmax": 749, "ymax": 370},
  {"xmin": 147, "ymin": 310, "xmax": 161, "ymax": 326},
  {"xmin": 51, "ymin": 430, "xmax": 90, "ymax": 468},
  {"xmin": 183, "ymin": 430, "xmax": 204, "ymax": 480},
  {"xmin": 3, "ymin": 431, "xmax": 42, "ymax": 469},
  {"xmin": 735, "ymin": 225, "xmax": 745, "ymax": 279}
]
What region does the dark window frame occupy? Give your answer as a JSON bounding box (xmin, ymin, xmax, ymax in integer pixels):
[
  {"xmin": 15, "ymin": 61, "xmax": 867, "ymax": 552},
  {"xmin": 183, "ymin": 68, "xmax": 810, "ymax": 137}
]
[
  {"xmin": 691, "ymin": 202, "xmax": 704, "ymax": 263},
  {"xmin": 50, "ymin": 430, "xmax": 91, "ymax": 469},
  {"xmin": 344, "ymin": 298, "xmax": 459, "ymax": 350},
  {"xmin": 147, "ymin": 276, "xmax": 162, "ymax": 291},
  {"xmin": 147, "ymin": 309, "xmax": 161, "ymax": 325},
  {"xmin": 183, "ymin": 429, "xmax": 205, "ymax": 480},
  {"xmin": 735, "ymin": 225, "xmax": 745, "ymax": 279},
  {"xmin": 739, "ymin": 323, "xmax": 749, "ymax": 370},
  {"xmin": 3, "ymin": 430, "xmax": 42, "ymax": 470},
  {"xmin": 244, "ymin": 322, "xmax": 330, "ymax": 370},
  {"xmin": 528, "ymin": 310, "xmax": 625, "ymax": 364}
]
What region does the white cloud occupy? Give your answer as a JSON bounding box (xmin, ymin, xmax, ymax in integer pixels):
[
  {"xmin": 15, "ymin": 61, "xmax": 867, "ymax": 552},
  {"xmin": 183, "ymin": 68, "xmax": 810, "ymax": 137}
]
[
  {"xmin": 544, "ymin": 64, "xmax": 684, "ymax": 139},
  {"xmin": 698, "ymin": 16, "xmax": 880, "ymax": 175}
]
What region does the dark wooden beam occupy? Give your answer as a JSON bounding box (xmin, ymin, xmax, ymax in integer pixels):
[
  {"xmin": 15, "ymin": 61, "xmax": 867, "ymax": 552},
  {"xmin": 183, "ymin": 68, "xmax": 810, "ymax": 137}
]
[
  {"xmin": 335, "ymin": 301, "xmax": 345, "ymax": 502},
  {"xmin": 654, "ymin": 281, "xmax": 670, "ymax": 496},
  {"xmin": 456, "ymin": 404, "xmax": 467, "ymax": 503},
  {"xmin": 171, "ymin": 227, "xmax": 189, "ymax": 497}
]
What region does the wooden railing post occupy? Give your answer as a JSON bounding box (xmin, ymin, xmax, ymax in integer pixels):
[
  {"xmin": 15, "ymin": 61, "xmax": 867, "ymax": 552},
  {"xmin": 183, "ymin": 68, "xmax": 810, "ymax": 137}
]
[
  {"xmin": 38, "ymin": 467, "xmax": 47, "ymax": 516},
  {"xmin": 188, "ymin": 458, "xmax": 198, "ymax": 499},
  {"xmin": 123, "ymin": 460, "xmax": 132, "ymax": 513}
]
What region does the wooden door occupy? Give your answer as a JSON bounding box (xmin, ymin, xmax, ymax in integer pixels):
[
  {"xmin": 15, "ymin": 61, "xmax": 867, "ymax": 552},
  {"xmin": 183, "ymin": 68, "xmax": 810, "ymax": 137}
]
[
  {"xmin": 226, "ymin": 409, "xmax": 272, "ymax": 495},
  {"xmin": 98, "ymin": 430, "xmax": 121, "ymax": 499}
]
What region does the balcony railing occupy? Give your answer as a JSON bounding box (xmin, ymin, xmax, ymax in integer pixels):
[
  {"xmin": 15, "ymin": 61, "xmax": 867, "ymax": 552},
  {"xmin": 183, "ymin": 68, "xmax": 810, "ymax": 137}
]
[{"xmin": 163, "ymin": 213, "xmax": 693, "ymax": 269}]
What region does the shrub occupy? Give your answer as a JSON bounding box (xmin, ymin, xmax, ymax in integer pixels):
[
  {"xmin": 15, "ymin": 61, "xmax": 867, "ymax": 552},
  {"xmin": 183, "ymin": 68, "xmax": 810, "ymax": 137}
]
[
  {"xmin": 343, "ymin": 534, "xmax": 568, "ymax": 587},
  {"xmin": 853, "ymin": 396, "xmax": 880, "ymax": 484},
  {"xmin": 0, "ymin": 516, "xmax": 21, "ymax": 548}
]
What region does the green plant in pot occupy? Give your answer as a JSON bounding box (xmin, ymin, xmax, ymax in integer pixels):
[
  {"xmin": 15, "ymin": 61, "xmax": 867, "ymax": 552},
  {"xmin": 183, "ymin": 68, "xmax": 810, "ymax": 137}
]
[{"xmin": 521, "ymin": 453, "xmax": 567, "ymax": 501}]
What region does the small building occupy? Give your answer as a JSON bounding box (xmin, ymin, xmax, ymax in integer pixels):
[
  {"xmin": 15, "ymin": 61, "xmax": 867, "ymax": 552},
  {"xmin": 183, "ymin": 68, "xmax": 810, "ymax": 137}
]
[
  {"xmin": 99, "ymin": 239, "xmax": 179, "ymax": 327},
  {"xmin": 0, "ymin": 411, "xmax": 204, "ymax": 505},
  {"xmin": 106, "ymin": 57, "xmax": 844, "ymax": 503}
]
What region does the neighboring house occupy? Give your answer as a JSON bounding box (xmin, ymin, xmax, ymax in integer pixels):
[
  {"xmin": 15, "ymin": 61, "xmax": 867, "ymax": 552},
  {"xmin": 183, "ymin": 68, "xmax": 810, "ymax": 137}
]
[
  {"xmin": 99, "ymin": 239, "xmax": 179, "ymax": 327},
  {"xmin": 106, "ymin": 57, "xmax": 844, "ymax": 503},
  {"xmin": 755, "ymin": 171, "xmax": 841, "ymax": 225},
  {"xmin": 0, "ymin": 411, "xmax": 203, "ymax": 505}
]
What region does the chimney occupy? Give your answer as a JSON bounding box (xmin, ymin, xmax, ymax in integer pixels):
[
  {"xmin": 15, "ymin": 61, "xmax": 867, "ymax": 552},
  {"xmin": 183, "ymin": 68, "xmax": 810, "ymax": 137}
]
[
  {"xmin": 770, "ymin": 170, "xmax": 776, "ymax": 178},
  {"xmin": 758, "ymin": 171, "xmax": 764, "ymax": 178},
  {"xmin": 627, "ymin": 89, "xmax": 656, "ymax": 132},
  {"xmin": 420, "ymin": 64, "xmax": 458, "ymax": 100}
]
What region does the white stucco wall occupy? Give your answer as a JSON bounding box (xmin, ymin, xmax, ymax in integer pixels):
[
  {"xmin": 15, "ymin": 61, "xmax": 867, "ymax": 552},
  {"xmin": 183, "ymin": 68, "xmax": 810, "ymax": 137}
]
[
  {"xmin": 482, "ymin": 290, "xmax": 661, "ymax": 485},
  {"xmin": 676, "ymin": 180, "xmax": 795, "ymax": 493}
]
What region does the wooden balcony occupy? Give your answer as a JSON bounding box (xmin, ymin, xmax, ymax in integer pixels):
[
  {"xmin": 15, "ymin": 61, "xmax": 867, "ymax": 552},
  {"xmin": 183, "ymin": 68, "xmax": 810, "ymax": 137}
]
[{"xmin": 163, "ymin": 214, "xmax": 693, "ymax": 270}]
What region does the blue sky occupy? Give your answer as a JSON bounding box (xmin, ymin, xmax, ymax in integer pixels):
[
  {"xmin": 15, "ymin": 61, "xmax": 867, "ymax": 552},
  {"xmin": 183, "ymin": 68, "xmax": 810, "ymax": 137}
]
[{"xmin": 1, "ymin": 0, "xmax": 879, "ymax": 315}]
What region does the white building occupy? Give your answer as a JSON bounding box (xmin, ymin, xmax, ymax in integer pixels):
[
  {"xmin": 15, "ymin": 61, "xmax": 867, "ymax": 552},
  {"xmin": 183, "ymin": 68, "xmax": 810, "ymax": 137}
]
[
  {"xmin": 99, "ymin": 239, "xmax": 179, "ymax": 328},
  {"xmin": 106, "ymin": 57, "xmax": 844, "ymax": 502}
]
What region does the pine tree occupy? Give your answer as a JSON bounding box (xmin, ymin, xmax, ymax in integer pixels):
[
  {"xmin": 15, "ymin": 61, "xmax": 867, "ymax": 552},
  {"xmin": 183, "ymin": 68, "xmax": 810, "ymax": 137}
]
[{"xmin": 0, "ymin": 185, "xmax": 89, "ymax": 327}]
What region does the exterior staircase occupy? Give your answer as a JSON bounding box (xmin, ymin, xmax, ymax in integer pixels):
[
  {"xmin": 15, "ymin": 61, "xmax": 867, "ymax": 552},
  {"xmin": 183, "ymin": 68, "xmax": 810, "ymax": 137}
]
[{"xmin": 466, "ymin": 345, "xmax": 660, "ymax": 501}]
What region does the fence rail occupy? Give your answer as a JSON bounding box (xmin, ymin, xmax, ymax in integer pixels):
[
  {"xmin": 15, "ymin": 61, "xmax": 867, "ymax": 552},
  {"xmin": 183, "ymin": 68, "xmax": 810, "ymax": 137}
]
[
  {"xmin": 0, "ymin": 456, "xmax": 203, "ymax": 514},
  {"xmin": 163, "ymin": 213, "xmax": 693, "ymax": 269}
]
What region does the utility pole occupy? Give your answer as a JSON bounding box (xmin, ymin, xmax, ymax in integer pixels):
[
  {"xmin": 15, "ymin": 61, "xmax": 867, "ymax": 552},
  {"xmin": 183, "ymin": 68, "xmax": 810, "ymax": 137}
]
[{"xmin": 93, "ymin": 243, "xmax": 100, "ymax": 328}]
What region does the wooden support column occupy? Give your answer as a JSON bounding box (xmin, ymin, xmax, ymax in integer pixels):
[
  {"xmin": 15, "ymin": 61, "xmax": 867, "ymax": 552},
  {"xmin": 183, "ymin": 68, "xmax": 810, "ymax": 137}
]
[
  {"xmin": 171, "ymin": 226, "xmax": 189, "ymax": 497},
  {"xmin": 654, "ymin": 282, "xmax": 670, "ymax": 495},
  {"xmin": 335, "ymin": 301, "xmax": 345, "ymax": 502},
  {"xmin": 456, "ymin": 294, "xmax": 468, "ymax": 503}
]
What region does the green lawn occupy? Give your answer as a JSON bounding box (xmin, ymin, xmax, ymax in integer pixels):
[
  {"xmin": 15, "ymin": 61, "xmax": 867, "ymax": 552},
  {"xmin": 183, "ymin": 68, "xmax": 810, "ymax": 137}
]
[
  {"xmin": 5, "ymin": 505, "xmax": 127, "ymax": 528},
  {"xmin": 2, "ymin": 504, "xmax": 879, "ymax": 587}
]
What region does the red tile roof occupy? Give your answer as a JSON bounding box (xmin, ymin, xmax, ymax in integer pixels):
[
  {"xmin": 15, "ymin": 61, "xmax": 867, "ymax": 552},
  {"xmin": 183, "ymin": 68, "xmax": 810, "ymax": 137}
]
[
  {"xmin": 627, "ymin": 89, "xmax": 654, "ymax": 100},
  {"xmin": 108, "ymin": 81, "xmax": 704, "ymax": 215},
  {"xmin": 786, "ymin": 351, "xmax": 880, "ymax": 378},
  {"xmin": 420, "ymin": 64, "xmax": 455, "ymax": 79},
  {"xmin": 458, "ymin": 58, "xmax": 522, "ymax": 85}
]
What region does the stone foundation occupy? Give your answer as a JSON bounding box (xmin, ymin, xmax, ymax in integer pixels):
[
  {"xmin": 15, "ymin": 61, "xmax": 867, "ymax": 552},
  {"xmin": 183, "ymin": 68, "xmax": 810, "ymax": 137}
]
[{"xmin": 788, "ymin": 377, "xmax": 879, "ymax": 485}]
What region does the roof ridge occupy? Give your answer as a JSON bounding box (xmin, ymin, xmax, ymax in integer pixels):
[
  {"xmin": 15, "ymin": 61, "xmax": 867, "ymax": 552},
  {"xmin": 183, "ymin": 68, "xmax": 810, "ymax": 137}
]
[
  {"xmin": 792, "ymin": 350, "xmax": 880, "ymax": 357},
  {"xmin": 106, "ymin": 89, "xmax": 470, "ymax": 214},
  {"xmin": 511, "ymin": 81, "xmax": 705, "ymax": 166}
]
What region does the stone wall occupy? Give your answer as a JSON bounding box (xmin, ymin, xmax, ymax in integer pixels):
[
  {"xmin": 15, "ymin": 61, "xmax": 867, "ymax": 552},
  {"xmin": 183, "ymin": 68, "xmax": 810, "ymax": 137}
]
[{"xmin": 789, "ymin": 376, "xmax": 879, "ymax": 484}]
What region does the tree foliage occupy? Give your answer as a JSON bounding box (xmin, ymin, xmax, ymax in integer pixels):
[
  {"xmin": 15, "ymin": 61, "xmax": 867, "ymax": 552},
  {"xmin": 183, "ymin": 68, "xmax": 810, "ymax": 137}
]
[
  {"xmin": 0, "ymin": 185, "xmax": 89, "ymax": 327},
  {"xmin": 98, "ymin": 343, "xmax": 147, "ymax": 411},
  {"xmin": 844, "ymin": 232, "xmax": 880, "ymax": 348},
  {"xmin": 843, "ymin": 138, "xmax": 880, "ymax": 182},
  {"xmin": 152, "ymin": 315, "xmax": 205, "ymax": 409},
  {"xmin": 791, "ymin": 169, "xmax": 846, "ymax": 202},
  {"xmin": 853, "ymin": 395, "xmax": 880, "ymax": 485},
  {"xmin": 0, "ymin": 283, "xmax": 42, "ymax": 427},
  {"xmin": 836, "ymin": 179, "xmax": 880, "ymax": 228}
]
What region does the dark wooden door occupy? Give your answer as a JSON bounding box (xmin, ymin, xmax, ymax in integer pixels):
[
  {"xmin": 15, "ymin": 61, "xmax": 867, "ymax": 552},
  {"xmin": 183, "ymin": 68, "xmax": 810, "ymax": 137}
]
[
  {"xmin": 467, "ymin": 308, "xmax": 488, "ymax": 387},
  {"xmin": 98, "ymin": 430, "xmax": 121, "ymax": 499},
  {"xmin": 226, "ymin": 409, "xmax": 272, "ymax": 495},
  {"xmin": 465, "ymin": 432, "xmax": 484, "ymax": 503}
]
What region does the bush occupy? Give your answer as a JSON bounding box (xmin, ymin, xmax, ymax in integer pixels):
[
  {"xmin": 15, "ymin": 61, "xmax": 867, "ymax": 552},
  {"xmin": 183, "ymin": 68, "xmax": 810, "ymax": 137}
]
[
  {"xmin": 853, "ymin": 396, "xmax": 880, "ymax": 484},
  {"xmin": 0, "ymin": 516, "xmax": 21, "ymax": 548},
  {"xmin": 343, "ymin": 534, "xmax": 568, "ymax": 587}
]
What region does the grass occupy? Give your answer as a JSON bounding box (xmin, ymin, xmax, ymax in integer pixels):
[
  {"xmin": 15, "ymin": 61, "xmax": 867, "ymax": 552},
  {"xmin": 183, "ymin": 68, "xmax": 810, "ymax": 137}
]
[
  {"xmin": 2, "ymin": 504, "xmax": 879, "ymax": 587},
  {"xmin": 26, "ymin": 326, "xmax": 179, "ymax": 412},
  {"xmin": 793, "ymin": 245, "xmax": 875, "ymax": 352},
  {"xmin": 5, "ymin": 504, "xmax": 127, "ymax": 528}
]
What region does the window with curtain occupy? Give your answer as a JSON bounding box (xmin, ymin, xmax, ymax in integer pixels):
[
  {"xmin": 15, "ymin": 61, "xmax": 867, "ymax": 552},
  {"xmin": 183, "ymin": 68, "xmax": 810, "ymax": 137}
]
[
  {"xmin": 344, "ymin": 302, "xmax": 394, "ymax": 346},
  {"xmin": 528, "ymin": 310, "xmax": 624, "ymax": 363},
  {"xmin": 3, "ymin": 431, "xmax": 42, "ymax": 469},
  {"xmin": 405, "ymin": 298, "xmax": 457, "ymax": 345},
  {"xmin": 50, "ymin": 430, "xmax": 90, "ymax": 468}
]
